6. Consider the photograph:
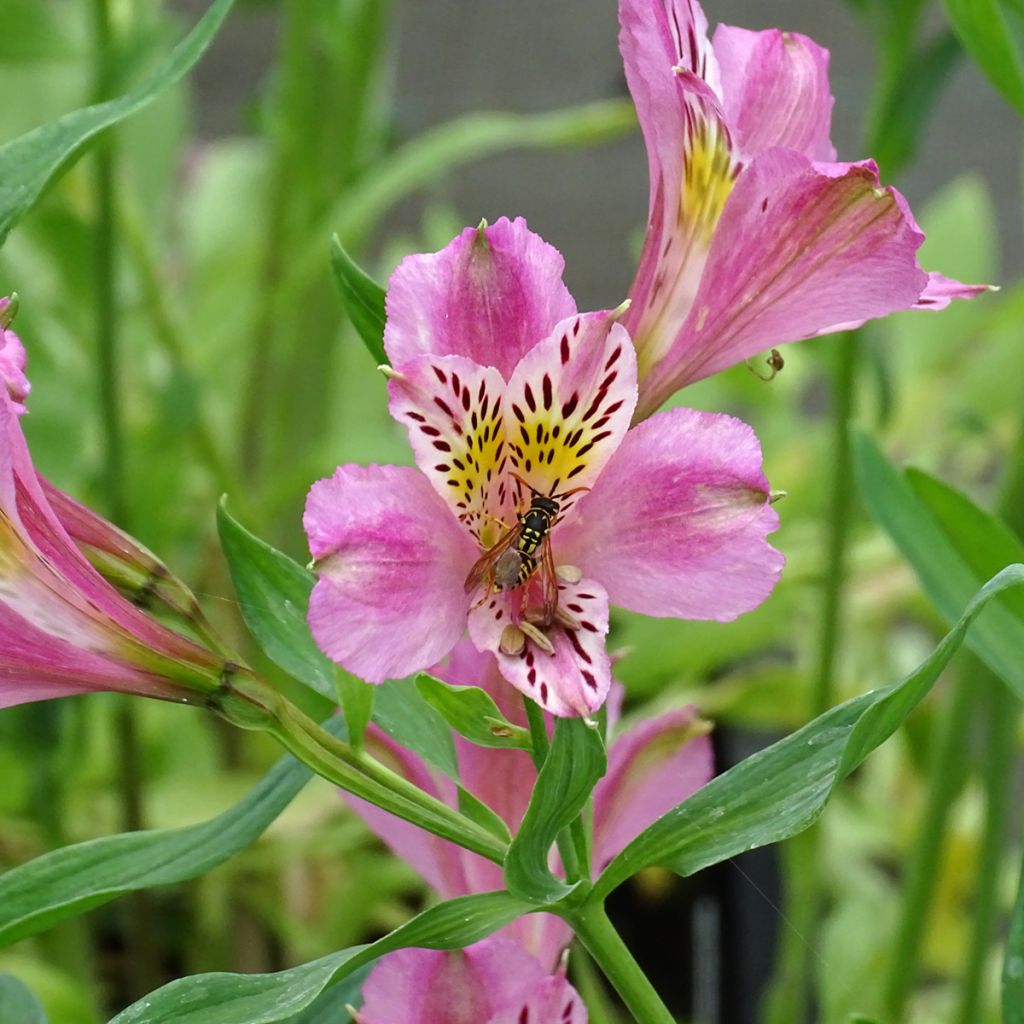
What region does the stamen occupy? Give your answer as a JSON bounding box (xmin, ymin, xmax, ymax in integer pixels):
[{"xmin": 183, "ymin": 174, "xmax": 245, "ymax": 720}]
[
  {"xmin": 553, "ymin": 607, "xmax": 581, "ymax": 631},
  {"xmin": 555, "ymin": 563, "xmax": 582, "ymax": 584},
  {"xmin": 378, "ymin": 364, "xmax": 404, "ymax": 380},
  {"xmin": 769, "ymin": 490, "xmax": 788, "ymax": 504},
  {"xmin": 519, "ymin": 620, "xmax": 555, "ymax": 655},
  {"xmin": 500, "ymin": 624, "xmax": 526, "ymax": 656}
]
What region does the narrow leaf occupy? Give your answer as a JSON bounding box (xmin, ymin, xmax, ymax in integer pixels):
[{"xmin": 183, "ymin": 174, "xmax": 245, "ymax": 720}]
[
  {"xmin": 416, "ymin": 673, "xmax": 532, "ymax": 750},
  {"xmin": 0, "ymin": 975, "xmax": 47, "ymax": 1023},
  {"xmin": 217, "ymin": 497, "xmax": 335, "ymax": 700},
  {"xmin": 329, "ymin": 235, "xmax": 387, "ymax": 365},
  {"xmin": 458, "ymin": 786, "xmax": 514, "ymax": 844},
  {"xmin": 593, "ymin": 567, "xmax": 1024, "ymax": 899},
  {"xmin": 1005, "ymin": 845, "xmax": 1024, "ymax": 1024},
  {"xmin": 372, "ymin": 679, "xmax": 458, "ymax": 779},
  {"xmin": 853, "ymin": 433, "xmax": 1024, "ymax": 699},
  {"xmin": 0, "ymin": 718, "xmax": 345, "ymax": 948},
  {"xmin": 0, "ymin": 0, "xmax": 237, "ymax": 246},
  {"xmin": 109, "ymin": 891, "xmax": 532, "ymax": 1023},
  {"xmin": 505, "ymin": 717, "xmax": 606, "ymax": 905},
  {"xmin": 334, "ymin": 668, "xmax": 374, "ymax": 751},
  {"xmin": 943, "ymin": 0, "xmax": 1024, "ymax": 114}
]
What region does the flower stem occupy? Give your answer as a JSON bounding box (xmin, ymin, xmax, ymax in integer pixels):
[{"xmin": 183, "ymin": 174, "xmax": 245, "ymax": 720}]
[
  {"xmin": 566, "ymin": 903, "xmax": 675, "ymax": 1024},
  {"xmin": 883, "ymin": 667, "xmax": 973, "ymax": 1019},
  {"xmin": 270, "ymin": 698, "xmax": 508, "ymax": 865}
]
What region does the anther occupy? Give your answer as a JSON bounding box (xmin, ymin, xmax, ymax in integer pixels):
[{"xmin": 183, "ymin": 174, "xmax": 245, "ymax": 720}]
[
  {"xmin": 500, "ymin": 624, "xmax": 526, "ymax": 656},
  {"xmin": 519, "ymin": 620, "xmax": 555, "ymax": 655},
  {"xmin": 555, "ymin": 563, "xmax": 582, "ymax": 584},
  {"xmin": 769, "ymin": 490, "xmax": 788, "ymax": 504},
  {"xmin": 553, "ymin": 607, "xmax": 581, "ymax": 631},
  {"xmin": 378, "ymin": 364, "xmax": 404, "ymax": 380}
]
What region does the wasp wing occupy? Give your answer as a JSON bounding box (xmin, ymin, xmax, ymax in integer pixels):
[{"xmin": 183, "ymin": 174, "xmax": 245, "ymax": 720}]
[{"xmin": 463, "ymin": 523, "xmax": 521, "ymax": 595}]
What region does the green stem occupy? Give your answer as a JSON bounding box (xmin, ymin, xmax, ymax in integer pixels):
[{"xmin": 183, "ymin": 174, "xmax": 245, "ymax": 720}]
[
  {"xmin": 523, "ymin": 696, "xmax": 583, "ymax": 882},
  {"xmin": 272, "ymin": 700, "xmax": 507, "ymax": 865},
  {"xmin": 567, "ymin": 903, "xmax": 675, "ymax": 1024},
  {"xmin": 883, "ymin": 669, "xmax": 973, "ymax": 1019},
  {"xmin": 956, "ymin": 673, "xmax": 1017, "ymax": 1023}
]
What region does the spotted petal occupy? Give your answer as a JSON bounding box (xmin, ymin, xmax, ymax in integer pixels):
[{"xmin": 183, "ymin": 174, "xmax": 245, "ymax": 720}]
[
  {"xmin": 558, "ymin": 407, "xmax": 782, "ymax": 620},
  {"xmin": 304, "ymin": 464, "xmax": 477, "ymax": 682},
  {"xmin": 502, "ymin": 311, "xmax": 636, "ymax": 519},
  {"xmin": 388, "ymin": 355, "xmax": 510, "ymax": 546},
  {"xmin": 468, "ymin": 577, "xmax": 611, "ymax": 717},
  {"xmin": 383, "ymin": 217, "xmax": 577, "ymax": 380}
]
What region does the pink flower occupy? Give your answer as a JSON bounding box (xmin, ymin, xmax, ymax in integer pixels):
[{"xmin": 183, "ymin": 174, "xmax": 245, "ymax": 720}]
[
  {"xmin": 0, "ymin": 380, "xmax": 228, "ymax": 709},
  {"xmin": 346, "ymin": 642, "xmax": 713, "ymax": 972},
  {"xmin": 620, "ymin": 0, "xmax": 990, "ymax": 419},
  {"xmin": 353, "ymin": 936, "xmax": 586, "ymax": 1024},
  {"xmin": 305, "ymin": 218, "xmax": 783, "ymax": 716},
  {"xmin": 0, "ymin": 297, "xmax": 30, "ymax": 415}
]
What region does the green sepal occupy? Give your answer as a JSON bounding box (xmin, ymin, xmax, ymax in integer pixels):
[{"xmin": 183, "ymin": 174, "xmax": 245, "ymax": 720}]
[
  {"xmin": 416, "ymin": 673, "xmax": 532, "ymax": 750},
  {"xmin": 329, "ymin": 234, "xmax": 387, "ymax": 365}
]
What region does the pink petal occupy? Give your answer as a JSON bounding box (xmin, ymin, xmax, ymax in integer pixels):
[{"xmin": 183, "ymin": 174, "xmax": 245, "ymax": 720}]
[
  {"xmin": 383, "ymin": 218, "xmax": 577, "ymax": 380},
  {"xmin": 468, "ymin": 579, "xmax": 612, "ymax": 717},
  {"xmin": 0, "ymin": 302, "xmax": 29, "ymax": 415},
  {"xmin": 503, "ymin": 311, "xmax": 636, "ymax": 519},
  {"xmin": 345, "ymin": 727, "xmax": 470, "ymax": 898},
  {"xmin": 304, "ymin": 464, "xmax": 476, "ymax": 682},
  {"xmin": 635, "ymin": 152, "xmax": 934, "ymax": 414},
  {"xmin": 388, "ymin": 355, "xmax": 511, "ymax": 546},
  {"xmin": 593, "ymin": 705, "xmax": 713, "ymax": 869},
  {"xmin": 358, "ymin": 938, "xmax": 553, "ymax": 1024},
  {"xmin": 712, "ymin": 25, "xmax": 835, "ymax": 161},
  {"xmin": 559, "ymin": 407, "xmax": 783, "ymax": 620},
  {"xmin": 489, "ymin": 973, "xmax": 587, "ymax": 1024},
  {"xmin": 619, "ymin": 0, "xmax": 739, "ymax": 382},
  {"xmin": 914, "ymin": 271, "xmax": 994, "ymax": 310}
]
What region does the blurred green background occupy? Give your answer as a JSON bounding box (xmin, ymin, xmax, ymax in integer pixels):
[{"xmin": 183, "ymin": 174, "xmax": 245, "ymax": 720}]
[{"xmin": 0, "ymin": 1, "xmax": 1021, "ymax": 1021}]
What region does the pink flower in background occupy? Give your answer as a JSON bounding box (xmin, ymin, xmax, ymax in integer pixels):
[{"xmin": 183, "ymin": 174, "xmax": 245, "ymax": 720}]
[
  {"xmin": 305, "ymin": 219, "xmax": 783, "ymax": 716},
  {"xmin": 620, "ymin": 0, "xmax": 990, "ymax": 419},
  {"xmin": 0, "ymin": 317, "xmax": 228, "ymax": 709},
  {"xmin": 345, "ymin": 642, "xmax": 713, "ymax": 971},
  {"xmin": 0, "ymin": 297, "xmax": 29, "ymax": 414},
  {"xmin": 353, "ymin": 937, "xmax": 586, "ymax": 1024}
]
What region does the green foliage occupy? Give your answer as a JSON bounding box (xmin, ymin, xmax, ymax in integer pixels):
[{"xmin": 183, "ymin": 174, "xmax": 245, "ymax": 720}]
[
  {"xmin": 416, "ymin": 673, "xmax": 532, "ymax": 751},
  {"xmin": 0, "ymin": 974, "xmax": 48, "ymax": 1024},
  {"xmin": 0, "ymin": 718, "xmax": 346, "ymax": 948},
  {"xmin": 944, "ymin": 0, "xmax": 1024, "ymax": 113},
  {"xmin": 505, "ymin": 717, "xmax": 606, "ymax": 905},
  {"xmin": 1006, "ymin": 848, "xmax": 1024, "ymax": 1024},
  {"xmin": 593, "ymin": 566, "xmax": 1024, "ymax": 899},
  {"xmin": 0, "ymin": 0, "xmax": 236, "ymax": 246},
  {"xmin": 109, "ymin": 892, "xmax": 533, "ymax": 1023},
  {"xmin": 329, "ymin": 236, "xmax": 387, "ymax": 365}
]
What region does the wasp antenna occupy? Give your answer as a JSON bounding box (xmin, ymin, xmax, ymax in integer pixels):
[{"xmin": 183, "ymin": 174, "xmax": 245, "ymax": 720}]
[
  {"xmin": 509, "ymin": 470, "xmax": 537, "ymax": 495},
  {"xmin": 555, "ymin": 484, "xmax": 591, "ymax": 500}
]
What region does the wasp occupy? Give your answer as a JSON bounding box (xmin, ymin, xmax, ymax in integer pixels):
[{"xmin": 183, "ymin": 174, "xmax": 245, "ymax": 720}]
[{"xmin": 464, "ymin": 477, "xmax": 585, "ymax": 627}]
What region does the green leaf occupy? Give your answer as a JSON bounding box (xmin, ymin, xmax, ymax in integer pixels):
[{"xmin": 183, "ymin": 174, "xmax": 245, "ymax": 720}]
[
  {"xmin": 372, "ymin": 679, "xmax": 458, "ymax": 779},
  {"xmin": 1005, "ymin": 846, "xmax": 1024, "ymax": 1024},
  {"xmin": 457, "ymin": 786, "xmax": 514, "ymax": 844},
  {"xmin": 853, "ymin": 433, "xmax": 1024, "ymax": 699},
  {"xmin": 416, "ymin": 673, "xmax": 532, "ymax": 750},
  {"xmin": 592, "ymin": 566, "xmax": 1024, "ymax": 899},
  {"xmin": 217, "ymin": 498, "xmax": 335, "ymax": 700},
  {"xmin": 334, "ymin": 669, "xmax": 374, "ymax": 751},
  {"xmin": 943, "ymin": 0, "xmax": 1024, "ymax": 114},
  {"xmin": 865, "ymin": 30, "xmax": 961, "ymax": 175},
  {"xmin": 329, "ymin": 235, "xmax": 386, "ymax": 365},
  {"xmin": 505, "ymin": 717, "xmax": 606, "ymax": 905},
  {"xmin": 109, "ymin": 891, "xmax": 532, "ymax": 1023},
  {"xmin": 0, "ymin": 0, "xmax": 237, "ymax": 247},
  {"xmin": 0, "ymin": 975, "xmax": 47, "ymax": 1023},
  {"xmin": 0, "ymin": 718, "xmax": 346, "ymax": 948}
]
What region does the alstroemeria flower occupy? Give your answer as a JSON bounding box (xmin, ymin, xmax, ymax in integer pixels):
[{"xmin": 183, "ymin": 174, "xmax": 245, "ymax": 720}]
[
  {"xmin": 0, "ymin": 373, "xmax": 228, "ymax": 709},
  {"xmin": 620, "ymin": 0, "xmax": 990, "ymax": 418},
  {"xmin": 345, "ymin": 641, "xmax": 713, "ymax": 971},
  {"xmin": 0, "ymin": 297, "xmax": 29, "ymax": 414},
  {"xmin": 354, "ymin": 937, "xmax": 586, "ymax": 1024},
  {"xmin": 305, "ymin": 218, "xmax": 783, "ymax": 716}
]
